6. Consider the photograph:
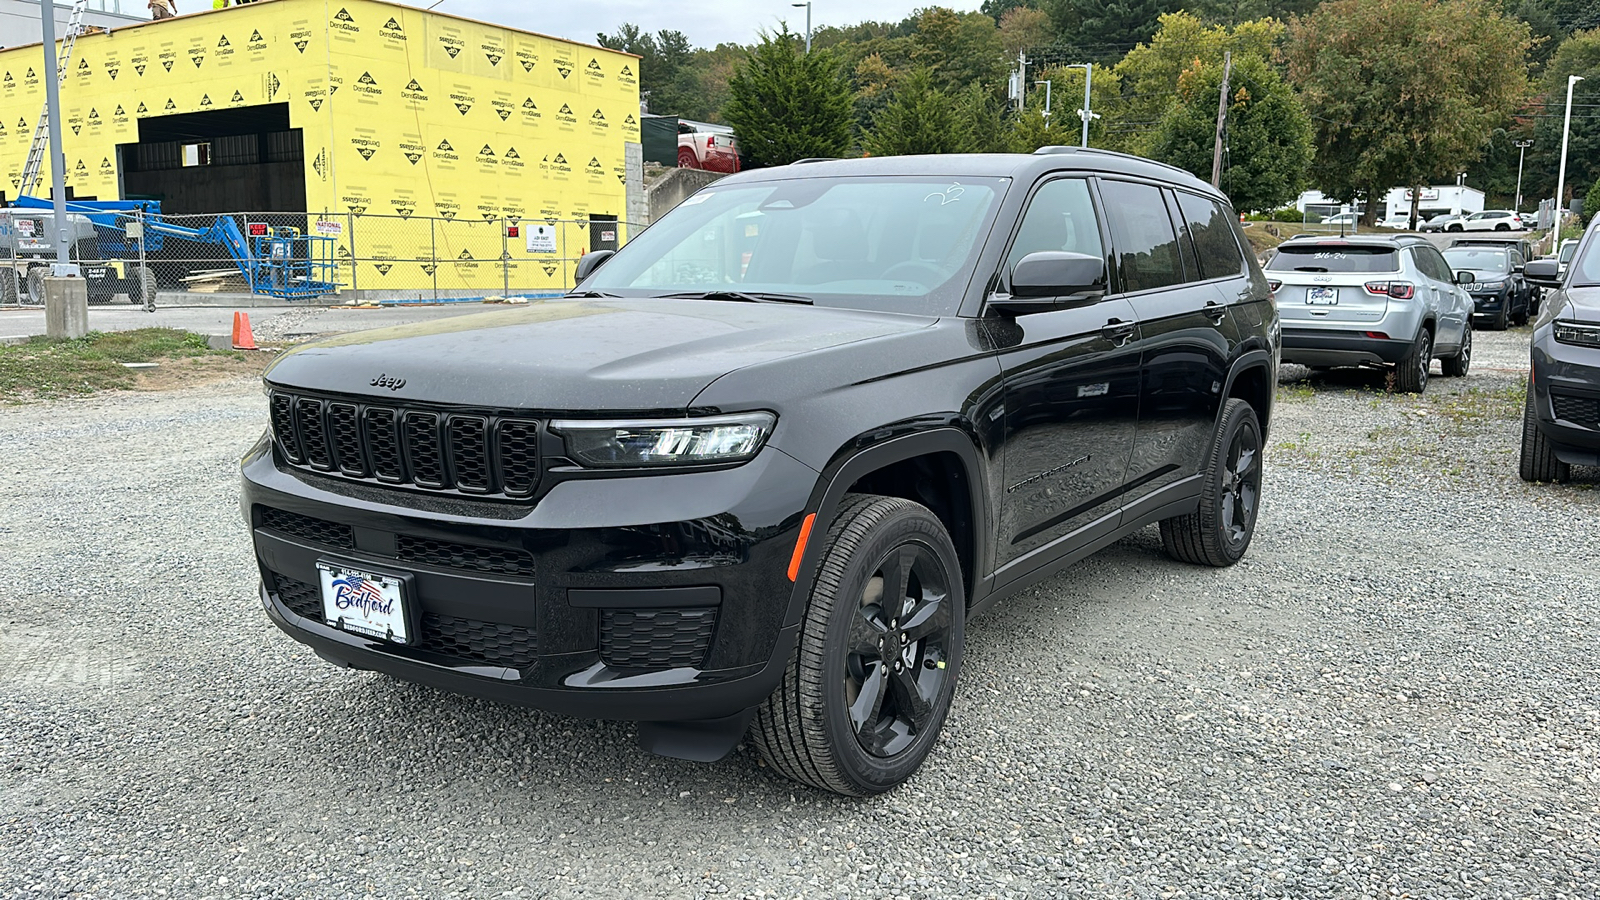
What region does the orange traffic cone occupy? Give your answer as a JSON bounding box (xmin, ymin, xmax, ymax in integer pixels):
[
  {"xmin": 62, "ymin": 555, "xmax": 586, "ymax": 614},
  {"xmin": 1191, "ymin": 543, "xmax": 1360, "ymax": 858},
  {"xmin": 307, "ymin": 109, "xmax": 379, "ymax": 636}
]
[{"xmin": 231, "ymin": 311, "xmax": 258, "ymax": 350}]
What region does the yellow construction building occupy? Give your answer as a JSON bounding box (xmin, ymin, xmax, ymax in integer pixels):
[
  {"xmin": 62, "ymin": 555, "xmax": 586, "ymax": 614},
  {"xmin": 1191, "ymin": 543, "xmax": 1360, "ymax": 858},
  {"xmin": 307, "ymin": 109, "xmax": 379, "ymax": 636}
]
[{"xmin": 0, "ymin": 0, "xmax": 640, "ymax": 294}]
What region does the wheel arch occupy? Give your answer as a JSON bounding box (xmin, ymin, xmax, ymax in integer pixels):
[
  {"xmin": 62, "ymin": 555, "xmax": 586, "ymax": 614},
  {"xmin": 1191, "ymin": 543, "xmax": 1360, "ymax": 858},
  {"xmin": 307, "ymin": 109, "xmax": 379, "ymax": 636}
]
[
  {"xmin": 1220, "ymin": 351, "xmax": 1275, "ymax": 440},
  {"xmin": 785, "ymin": 427, "xmax": 989, "ymax": 626}
]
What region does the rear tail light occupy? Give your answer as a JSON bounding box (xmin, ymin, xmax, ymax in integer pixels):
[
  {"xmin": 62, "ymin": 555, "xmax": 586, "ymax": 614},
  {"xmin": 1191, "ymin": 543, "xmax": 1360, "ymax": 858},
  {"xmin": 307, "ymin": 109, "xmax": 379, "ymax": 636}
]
[
  {"xmin": 1364, "ymin": 331, "xmax": 1390, "ymax": 340},
  {"xmin": 706, "ymin": 135, "xmax": 717, "ymax": 147},
  {"xmin": 1267, "ymin": 279, "xmax": 1282, "ymax": 292},
  {"xmin": 1387, "ymin": 282, "xmax": 1415, "ymax": 299},
  {"xmin": 1364, "ymin": 281, "xmax": 1388, "ymax": 295}
]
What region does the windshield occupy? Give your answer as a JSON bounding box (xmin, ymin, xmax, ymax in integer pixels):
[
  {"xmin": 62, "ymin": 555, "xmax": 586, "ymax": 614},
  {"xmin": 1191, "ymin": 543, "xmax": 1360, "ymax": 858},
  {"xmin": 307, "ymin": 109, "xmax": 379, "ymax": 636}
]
[
  {"xmin": 1573, "ymin": 239, "xmax": 1600, "ymax": 287},
  {"xmin": 1443, "ymin": 248, "xmax": 1510, "ymax": 274},
  {"xmin": 580, "ymin": 176, "xmax": 1008, "ymax": 316},
  {"xmin": 1266, "ymin": 244, "xmax": 1399, "ymax": 273}
]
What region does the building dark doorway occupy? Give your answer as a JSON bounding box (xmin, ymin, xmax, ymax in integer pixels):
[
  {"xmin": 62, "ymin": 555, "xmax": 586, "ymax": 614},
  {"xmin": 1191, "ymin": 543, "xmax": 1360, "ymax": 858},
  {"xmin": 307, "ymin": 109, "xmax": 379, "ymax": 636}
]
[{"xmin": 118, "ymin": 103, "xmax": 306, "ymax": 215}]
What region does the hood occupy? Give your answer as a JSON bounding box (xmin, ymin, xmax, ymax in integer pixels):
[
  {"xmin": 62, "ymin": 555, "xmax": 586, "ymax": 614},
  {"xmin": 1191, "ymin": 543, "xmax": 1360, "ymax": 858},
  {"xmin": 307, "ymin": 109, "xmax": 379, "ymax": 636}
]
[
  {"xmin": 262, "ymin": 298, "xmax": 936, "ymax": 412},
  {"xmin": 1558, "ymin": 284, "xmax": 1600, "ymax": 325}
]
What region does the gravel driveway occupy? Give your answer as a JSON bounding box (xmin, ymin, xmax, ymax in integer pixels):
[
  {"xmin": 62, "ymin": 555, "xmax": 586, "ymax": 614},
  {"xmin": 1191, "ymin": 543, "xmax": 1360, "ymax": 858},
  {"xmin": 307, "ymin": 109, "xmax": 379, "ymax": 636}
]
[{"xmin": 2, "ymin": 327, "xmax": 1597, "ymax": 899}]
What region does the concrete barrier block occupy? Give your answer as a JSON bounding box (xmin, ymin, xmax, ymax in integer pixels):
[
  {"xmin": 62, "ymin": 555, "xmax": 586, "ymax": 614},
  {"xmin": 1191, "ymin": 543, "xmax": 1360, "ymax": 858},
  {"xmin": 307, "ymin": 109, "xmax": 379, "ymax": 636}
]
[{"xmin": 44, "ymin": 277, "xmax": 89, "ymax": 339}]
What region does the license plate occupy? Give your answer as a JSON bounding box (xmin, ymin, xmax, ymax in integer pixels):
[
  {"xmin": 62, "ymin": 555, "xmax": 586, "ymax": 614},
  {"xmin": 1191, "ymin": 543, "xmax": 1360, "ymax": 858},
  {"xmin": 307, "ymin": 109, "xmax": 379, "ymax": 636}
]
[
  {"xmin": 1306, "ymin": 287, "xmax": 1338, "ymax": 305},
  {"xmin": 317, "ymin": 561, "xmax": 412, "ymax": 644}
]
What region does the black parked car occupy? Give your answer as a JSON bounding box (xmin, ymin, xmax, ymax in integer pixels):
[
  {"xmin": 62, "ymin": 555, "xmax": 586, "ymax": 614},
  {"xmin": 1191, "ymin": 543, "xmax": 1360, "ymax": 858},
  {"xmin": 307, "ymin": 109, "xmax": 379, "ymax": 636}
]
[
  {"xmin": 1450, "ymin": 236, "xmax": 1542, "ymax": 315},
  {"xmin": 243, "ymin": 149, "xmax": 1279, "ymax": 795},
  {"xmin": 1521, "ymin": 218, "xmax": 1600, "ymax": 482},
  {"xmin": 1442, "ymin": 244, "xmax": 1531, "ymax": 329}
]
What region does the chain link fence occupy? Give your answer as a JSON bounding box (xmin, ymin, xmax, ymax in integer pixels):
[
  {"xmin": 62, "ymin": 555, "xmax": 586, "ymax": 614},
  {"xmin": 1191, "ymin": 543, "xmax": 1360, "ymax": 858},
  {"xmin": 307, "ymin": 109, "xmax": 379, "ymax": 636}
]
[{"xmin": 0, "ymin": 208, "xmax": 638, "ymax": 308}]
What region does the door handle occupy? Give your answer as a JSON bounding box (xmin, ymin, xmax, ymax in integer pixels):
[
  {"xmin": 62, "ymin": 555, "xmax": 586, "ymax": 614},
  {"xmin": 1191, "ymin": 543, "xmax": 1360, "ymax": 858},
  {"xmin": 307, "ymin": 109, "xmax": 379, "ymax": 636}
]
[
  {"xmin": 1203, "ymin": 301, "xmax": 1227, "ymax": 323},
  {"xmin": 1101, "ymin": 319, "xmax": 1136, "ymax": 346}
]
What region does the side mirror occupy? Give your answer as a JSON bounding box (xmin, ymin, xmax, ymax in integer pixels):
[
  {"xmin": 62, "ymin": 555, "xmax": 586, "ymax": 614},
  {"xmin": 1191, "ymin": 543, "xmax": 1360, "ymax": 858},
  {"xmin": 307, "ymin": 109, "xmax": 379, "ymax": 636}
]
[
  {"xmin": 989, "ymin": 251, "xmax": 1107, "ymax": 316},
  {"xmin": 573, "ymin": 249, "xmax": 615, "ymax": 283},
  {"xmin": 1524, "ymin": 258, "xmax": 1563, "ymax": 287},
  {"xmin": 1454, "ymin": 270, "xmax": 1474, "ymax": 285}
]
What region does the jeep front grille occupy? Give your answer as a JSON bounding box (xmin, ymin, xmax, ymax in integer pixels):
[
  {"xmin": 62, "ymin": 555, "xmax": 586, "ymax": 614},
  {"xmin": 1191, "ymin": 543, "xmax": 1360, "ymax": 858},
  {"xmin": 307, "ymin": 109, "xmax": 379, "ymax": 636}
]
[
  {"xmin": 1551, "ymin": 393, "xmax": 1600, "ymax": 430},
  {"xmin": 268, "ymin": 390, "xmax": 540, "ymax": 499}
]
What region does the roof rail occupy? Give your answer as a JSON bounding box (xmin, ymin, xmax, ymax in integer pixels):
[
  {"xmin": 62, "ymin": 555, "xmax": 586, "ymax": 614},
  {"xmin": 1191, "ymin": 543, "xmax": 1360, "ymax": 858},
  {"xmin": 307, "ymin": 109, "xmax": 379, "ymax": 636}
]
[
  {"xmin": 1032, "ymin": 145, "xmax": 1205, "ymax": 183},
  {"xmin": 791, "ymin": 158, "xmax": 836, "ymax": 165}
]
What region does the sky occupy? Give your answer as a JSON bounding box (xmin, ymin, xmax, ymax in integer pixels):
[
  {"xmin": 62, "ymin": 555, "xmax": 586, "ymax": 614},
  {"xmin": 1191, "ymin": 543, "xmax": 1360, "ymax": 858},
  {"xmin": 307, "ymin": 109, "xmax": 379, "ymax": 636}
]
[{"xmin": 401, "ymin": 1, "xmax": 985, "ymax": 50}]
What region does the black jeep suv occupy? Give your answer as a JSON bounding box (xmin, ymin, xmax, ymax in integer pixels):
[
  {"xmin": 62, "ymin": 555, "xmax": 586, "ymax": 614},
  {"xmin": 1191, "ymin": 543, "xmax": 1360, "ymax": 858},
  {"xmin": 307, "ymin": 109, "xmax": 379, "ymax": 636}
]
[
  {"xmin": 243, "ymin": 149, "xmax": 1279, "ymax": 795},
  {"xmin": 1521, "ymin": 216, "xmax": 1600, "ymax": 482}
]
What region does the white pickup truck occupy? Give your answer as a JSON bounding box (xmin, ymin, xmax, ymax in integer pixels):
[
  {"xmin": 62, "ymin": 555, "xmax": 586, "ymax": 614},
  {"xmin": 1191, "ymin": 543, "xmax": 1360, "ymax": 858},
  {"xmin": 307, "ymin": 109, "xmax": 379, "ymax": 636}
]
[{"xmin": 676, "ymin": 120, "xmax": 741, "ymax": 174}]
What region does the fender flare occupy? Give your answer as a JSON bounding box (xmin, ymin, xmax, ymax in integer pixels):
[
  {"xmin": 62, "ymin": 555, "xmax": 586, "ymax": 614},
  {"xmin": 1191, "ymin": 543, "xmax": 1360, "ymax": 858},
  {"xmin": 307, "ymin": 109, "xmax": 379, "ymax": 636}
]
[{"xmin": 781, "ymin": 426, "xmax": 989, "ymax": 629}]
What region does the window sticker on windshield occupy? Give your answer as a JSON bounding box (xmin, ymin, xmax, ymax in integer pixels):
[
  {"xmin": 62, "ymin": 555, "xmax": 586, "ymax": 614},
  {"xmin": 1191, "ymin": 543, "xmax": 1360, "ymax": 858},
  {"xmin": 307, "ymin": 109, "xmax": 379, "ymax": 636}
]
[
  {"xmin": 1313, "ymin": 252, "xmax": 1348, "ymax": 260},
  {"xmin": 925, "ymin": 183, "xmax": 965, "ymax": 205},
  {"xmin": 680, "ymin": 193, "xmax": 712, "ymax": 206}
]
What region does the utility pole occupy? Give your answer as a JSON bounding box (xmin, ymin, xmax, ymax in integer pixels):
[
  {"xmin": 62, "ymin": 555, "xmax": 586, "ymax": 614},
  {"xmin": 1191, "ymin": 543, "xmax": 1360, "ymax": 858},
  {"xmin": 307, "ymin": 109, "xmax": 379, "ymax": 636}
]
[
  {"xmin": 1034, "ymin": 80, "xmax": 1052, "ymax": 122},
  {"xmin": 1210, "ymin": 51, "xmax": 1232, "ymax": 190},
  {"xmin": 1513, "ymin": 139, "xmax": 1533, "ymax": 213},
  {"xmin": 1015, "ymin": 48, "xmax": 1026, "ymax": 113},
  {"xmin": 790, "ymin": 2, "xmax": 812, "ymax": 54},
  {"xmin": 39, "ymin": 0, "xmax": 70, "ymax": 266},
  {"xmin": 1553, "ymin": 74, "xmax": 1584, "ymax": 250},
  {"xmin": 1076, "ymin": 64, "xmax": 1093, "ymax": 148}
]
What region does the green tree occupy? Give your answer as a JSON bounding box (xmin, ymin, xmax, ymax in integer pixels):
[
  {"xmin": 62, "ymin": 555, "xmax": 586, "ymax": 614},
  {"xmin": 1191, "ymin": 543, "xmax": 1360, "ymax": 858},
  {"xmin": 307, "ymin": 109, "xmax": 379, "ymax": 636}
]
[
  {"xmin": 1285, "ymin": 0, "xmax": 1533, "ymax": 226},
  {"xmin": 723, "ymin": 27, "xmax": 855, "ymax": 166},
  {"xmin": 959, "ymin": 83, "xmax": 1011, "ymax": 153},
  {"xmin": 1034, "ymin": 63, "xmax": 1130, "ymax": 152},
  {"xmin": 1585, "ymin": 175, "xmax": 1600, "ymax": 223},
  {"xmin": 1112, "ymin": 11, "xmax": 1286, "ymax": 156},
  {"xmin": 1527, "ymin": 29, "xmax": 1600, "ymax": 205},
  {"xmin": 597, "ymin": 25, "xmax": 706, "ymax": 119},
  {"xmin": 911, "ymin": 7, "xmax": 1009, "ymax": 93},
  {"xmin": 1007, "ymin": 108, "xmax": 1077, "ymax": 152},
  {"xmin": 863, "ymin": 69, "xmax": 971, "ymax": 156},
  {"xmin": 1150, "ymin": 54, "xmax": 1313, "ymax": 211},
  {"xmin": 1049, "ymin": 0, "xmax": 1182, "ymax": 63},
  {"xmin": 999, "ymin": 5, "xmax": 1054, "ymax": 59}
]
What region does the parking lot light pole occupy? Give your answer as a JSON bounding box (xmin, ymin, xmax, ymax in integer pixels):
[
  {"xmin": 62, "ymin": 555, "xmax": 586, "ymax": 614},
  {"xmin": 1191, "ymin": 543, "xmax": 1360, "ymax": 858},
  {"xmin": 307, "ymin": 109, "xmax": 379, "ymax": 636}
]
[
  {"xmin": 39, "ymin": 0, "xmax": 70, "ymax": 266},
  {"xmin": 1554, "ymin": 74, "xmax": 1584, "ymax": 250},
  {"xmin": 791, "ymin": 2, "xmax": 811, "ymax": 53},
  {"xmin": 1513, "ymin": 139, "xmax": 1533, "ymax": 213}
]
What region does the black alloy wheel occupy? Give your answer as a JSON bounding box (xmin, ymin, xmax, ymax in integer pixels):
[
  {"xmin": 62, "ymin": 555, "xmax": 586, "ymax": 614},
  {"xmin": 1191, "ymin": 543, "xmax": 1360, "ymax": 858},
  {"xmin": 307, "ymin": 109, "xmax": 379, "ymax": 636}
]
[
  {"xmin": 750, "ymin": 494, "xmax": 964, "ymax": 795},
  {"xmin": 1395, "ymin": 328, "xmax": 1432, "ymax": 393},
  {"xmin": 1161, "ymin": 398, "xmax": 1263, "ymax": 567},
  {"xmin": 1442, "ymin": 324, "xmax": 1472, "ymax": 377}
]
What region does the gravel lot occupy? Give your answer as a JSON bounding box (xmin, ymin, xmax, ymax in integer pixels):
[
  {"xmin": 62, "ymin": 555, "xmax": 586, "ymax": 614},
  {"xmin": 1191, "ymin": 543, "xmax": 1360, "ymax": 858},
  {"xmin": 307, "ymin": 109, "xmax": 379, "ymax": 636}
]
[{"xmin": 2, "ymin": 326, "xmax": 1598, "ymax": 899}]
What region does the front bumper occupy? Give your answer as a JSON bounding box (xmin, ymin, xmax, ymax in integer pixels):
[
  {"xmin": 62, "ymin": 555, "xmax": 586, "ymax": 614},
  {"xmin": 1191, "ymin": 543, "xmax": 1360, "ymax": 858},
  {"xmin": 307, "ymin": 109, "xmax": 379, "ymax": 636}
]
[
  {"xmin": 243, "ymin": 435, "xmax": 818, "ymax": 722},
  {"xmin": 1279, "ymin": 327, "xmax": 1415, "ymax": 368},
  {"xmin": 1531, "ymin": 335, "xmax": 1600, "ymax": 467},
  {"xmin": 1469, "ymin": 287, "xmax": 1512, "ymax": 318}
]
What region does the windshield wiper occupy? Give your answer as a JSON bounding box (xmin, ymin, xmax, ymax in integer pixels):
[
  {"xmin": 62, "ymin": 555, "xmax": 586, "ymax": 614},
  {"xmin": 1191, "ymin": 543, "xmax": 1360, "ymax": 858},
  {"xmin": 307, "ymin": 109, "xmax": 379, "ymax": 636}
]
[
  {"xmin": 659, "ymin": 290, "xmax": 813, "ymax": 305},
  {"xmin": 566, "ymin": 289, "xmax": 620, "ymax": 298},
  {"xmin": 1292, "ymin": 266, "xmax": 1329, "ymax": 273}
]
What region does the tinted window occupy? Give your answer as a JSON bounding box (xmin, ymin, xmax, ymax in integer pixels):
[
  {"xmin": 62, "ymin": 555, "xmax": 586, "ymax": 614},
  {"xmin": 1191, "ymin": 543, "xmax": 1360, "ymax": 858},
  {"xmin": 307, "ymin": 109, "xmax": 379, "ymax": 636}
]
[
  {"xmin": 1573, "ymin": 240, "xmax": 1600, "ymax": 286},
  {"xmin": 1422, "ymin": 247, "xmax": 1458, "ymax": 283},
  {"xmin": 1175, "ymin": 191, "xmax": 1244, "ymax": 280},
  {"xmin": 1443, "ymin": 248, "xmax": 1510, "ymax": 274},
  {"xmin": 1266, "ymin": 244, "xmax": 1399, "ymax": 273},
  {"xmin": 1100, "ymin": 180, "xmax": 1184, "ymax": 292},
  {"xmin": 1005, "ymin": 178, "xmax": 1104, "ymax": 282}
]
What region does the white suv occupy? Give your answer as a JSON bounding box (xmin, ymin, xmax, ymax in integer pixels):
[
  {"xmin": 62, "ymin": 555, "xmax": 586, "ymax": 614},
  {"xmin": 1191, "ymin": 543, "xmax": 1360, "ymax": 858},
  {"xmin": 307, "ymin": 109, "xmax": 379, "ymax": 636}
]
[{"xmin": 1463, "ymin": 210, "xmax": 1524, "ymax": 232}]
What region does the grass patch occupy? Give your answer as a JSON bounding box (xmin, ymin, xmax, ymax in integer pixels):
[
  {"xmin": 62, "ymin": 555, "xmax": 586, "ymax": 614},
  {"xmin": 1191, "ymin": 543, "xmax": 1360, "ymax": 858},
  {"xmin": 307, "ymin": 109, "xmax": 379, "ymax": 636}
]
[
  {"xmin": 0, "ymin": 328, "xmax": 222, "ymax": 401},
  {"xmin": 1277, "ymin": 382, "xmax": 1314, "ymax": 402},
  {"xmin": 1427, "ymin": 381, "xmax": 1526, "ymax": 433}
]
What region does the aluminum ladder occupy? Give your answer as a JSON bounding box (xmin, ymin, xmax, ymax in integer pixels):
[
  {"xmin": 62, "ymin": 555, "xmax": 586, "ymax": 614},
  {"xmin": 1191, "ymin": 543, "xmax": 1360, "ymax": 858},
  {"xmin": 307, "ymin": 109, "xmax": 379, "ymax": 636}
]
[{"xmin": 18, "ymin": 0, "xmax": 89, "ymax": 197}]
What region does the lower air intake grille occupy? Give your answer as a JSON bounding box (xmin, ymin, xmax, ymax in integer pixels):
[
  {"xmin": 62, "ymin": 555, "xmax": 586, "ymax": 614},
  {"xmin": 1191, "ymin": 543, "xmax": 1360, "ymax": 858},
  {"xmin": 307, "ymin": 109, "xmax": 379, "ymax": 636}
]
[
  {"xmin": 258, "ymin": 507, "xmax": 355, "ymax": 549},
  {"xmin": 271, "ymin": 575, "xmax": 538, "ymax": 669},
  {"xmin": 396, "ymin": 534, "xmax": 535, "ymax": 577},
  {"xmin": 275, "ymin": 576, "xmax": 322, "ymax": 620},
  {"xmin": 1551, "ymin": 393, "xmax": 1600, "ymax": 430},
  {"xmin": 599, "ymin": 608, "xmax": 718, "ymax": 670}
]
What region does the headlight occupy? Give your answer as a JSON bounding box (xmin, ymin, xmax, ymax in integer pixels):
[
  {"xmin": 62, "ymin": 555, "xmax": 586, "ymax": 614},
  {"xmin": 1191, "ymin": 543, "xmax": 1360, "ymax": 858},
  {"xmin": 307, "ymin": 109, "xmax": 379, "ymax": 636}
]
[
  {"xmin": 1474, "ymin": 280, "xmax": 1507, "ymax": 291},
  {"xmin": 1553, "ymin": 321, "xmax": 1600, "ymax": 348},
  {"xmin": 551, "ymin": 412, "xmax": 777, "ymax": 468}
]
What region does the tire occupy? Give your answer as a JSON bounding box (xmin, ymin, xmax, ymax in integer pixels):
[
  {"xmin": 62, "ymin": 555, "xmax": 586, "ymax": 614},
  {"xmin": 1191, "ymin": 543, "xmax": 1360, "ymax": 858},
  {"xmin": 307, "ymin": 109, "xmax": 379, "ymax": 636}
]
[
  {"xmin": 0, "ymin": 268, "xmax": 16, "ymax": 305},
  {"xmin": 1495, "ymin": 223, "xmax": 1510, "ymax": 231},
  {"xmin": 1441, "ymin": 324, "xmax": 1472, "ymax": 377},
  {"xmin": 131, "ymin": 265, "xmax": 157, "ymax": 306},
  {"xmin": 1448, "ymin": 224, "xmax": 1463, "ymax": 232},
  {"xmin": 24, "ymin": 266, "xmax": 45, "ymax": 304},
  {"xmin": 1394, "ymin": 327, "xmax": 1432, "ymax": 393},
  {"xmin": 1519, "ymin": 387, "xmax": 1570, "ymax": 483},
  {"xmin": 1529, "ymin": 289, "xmax": 1542, "ymax": 318},
  {"xmin": 1491, "ymin": 300, "xmax": 1509, "ymax": 331},
  {"xmin": 749, "ymin": 494, "xmax": 964, "ymax": 796},
  {"xmin": 677, "ymin": 147, "xmax": 697, "ymax": 169},
  {"xmin": 1160, "ymin": 399, "xmax": 1263, "ymax": 567},
  {"xmin": 1513, "ymin": 296, "xmax": 1530, "ymax": 327}
]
